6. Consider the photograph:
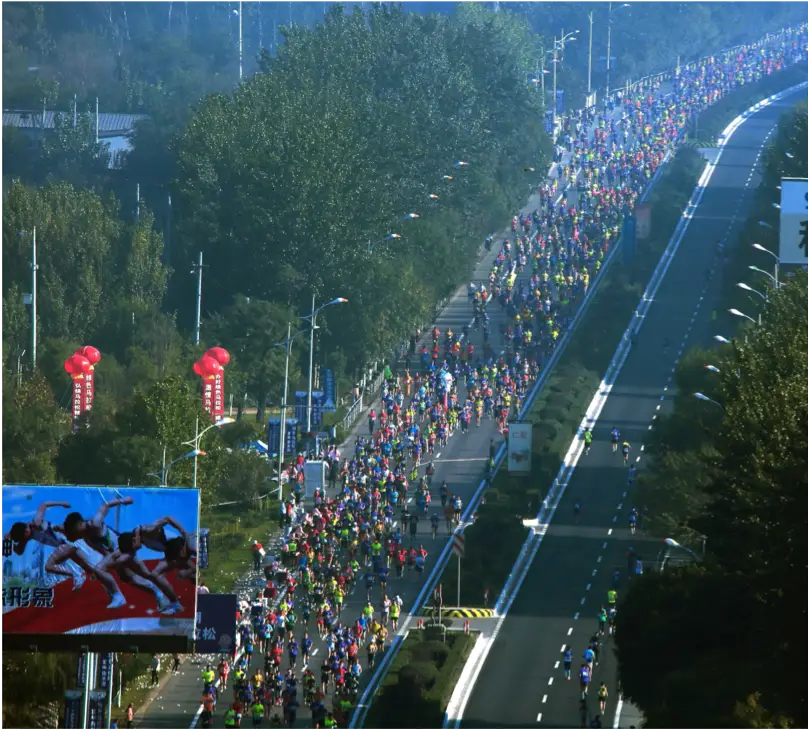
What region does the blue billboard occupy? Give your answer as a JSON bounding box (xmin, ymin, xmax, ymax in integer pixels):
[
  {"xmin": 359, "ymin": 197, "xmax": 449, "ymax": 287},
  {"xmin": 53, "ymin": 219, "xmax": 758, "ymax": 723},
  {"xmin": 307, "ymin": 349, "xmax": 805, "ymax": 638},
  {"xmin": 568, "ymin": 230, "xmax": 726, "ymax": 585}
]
[{"xmin": 2, "ymin": 485, "xmax": 199, "ymax": 648}]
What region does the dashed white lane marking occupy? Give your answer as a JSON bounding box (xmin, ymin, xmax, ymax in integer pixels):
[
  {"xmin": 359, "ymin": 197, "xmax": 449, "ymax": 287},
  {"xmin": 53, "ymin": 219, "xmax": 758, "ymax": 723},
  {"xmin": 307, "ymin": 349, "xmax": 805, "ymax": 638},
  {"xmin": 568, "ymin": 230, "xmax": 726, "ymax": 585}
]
[{"xmin": 548, "ymin": 677, "xmax": 554, "ymax": 686}]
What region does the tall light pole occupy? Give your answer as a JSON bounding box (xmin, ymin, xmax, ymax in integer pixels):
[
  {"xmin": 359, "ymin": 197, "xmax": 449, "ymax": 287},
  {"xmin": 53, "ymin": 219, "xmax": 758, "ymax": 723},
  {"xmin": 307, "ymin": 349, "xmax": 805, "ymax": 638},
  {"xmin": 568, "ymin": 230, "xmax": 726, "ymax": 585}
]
[
  {"xmin": 275, "ymin": 323, "xmax": 296, "ymax": 498},
  {"xmin": 367, "ymin": 233, "xmax": 401, "ymax": 254},
  {"xmin": 694, "ymin": 392, "xmax": 723, "ymax": 410},
  {"xmin": 606, "ymin": 3, "xmax": 630, "ymax": 97},
  {"xmin": 551, "ymin": 32, "xmax": 578, "ymax": 135},
  {"xmin": 752, "ymin": 243, "xmax": 780, "ymax": 287},
  {"xmin": 191, "ymin": 252, "xmax": 205, "ymax": 346},
  {"xmin": 238, "ymin": 0, "xmax": 243, "ymax": 81},
  {"xmin": 588, "ymin": 10, "xmax": 594, "ymax": 96},
  {"xmin": 31, "ymin": 226, "xmax": 38, "ymax": 369},
  {"xmin": 183, "ymin": 416, "xmax": 235, "ymax": 489},
  {"xmin": 151, "ymin": 447, "xmax": 203, "ymax": 487},
  {"xmin": 303, "ymin": 297, "xmax": 348, "ymax": 433}
]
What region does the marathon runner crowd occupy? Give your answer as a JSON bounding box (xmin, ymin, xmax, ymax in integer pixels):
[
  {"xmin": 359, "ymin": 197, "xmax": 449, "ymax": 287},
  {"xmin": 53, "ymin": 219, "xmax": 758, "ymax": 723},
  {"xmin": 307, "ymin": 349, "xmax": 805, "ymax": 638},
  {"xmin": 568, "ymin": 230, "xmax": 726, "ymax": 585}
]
[{"xmin": 194, "ymin": 26, "xmax": 807, "ymax": 729}]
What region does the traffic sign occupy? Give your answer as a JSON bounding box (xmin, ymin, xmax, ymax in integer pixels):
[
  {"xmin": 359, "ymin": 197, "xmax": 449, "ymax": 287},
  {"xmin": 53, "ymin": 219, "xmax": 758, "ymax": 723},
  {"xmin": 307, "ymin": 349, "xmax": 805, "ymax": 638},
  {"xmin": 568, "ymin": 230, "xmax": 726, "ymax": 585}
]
[
  {"xmin": 779, "ymin": 177, "xmax": 808, "ymax": 264},
  {"xmin": 453, "ymin": 533, "xmax": 465, "ymax": 558}
]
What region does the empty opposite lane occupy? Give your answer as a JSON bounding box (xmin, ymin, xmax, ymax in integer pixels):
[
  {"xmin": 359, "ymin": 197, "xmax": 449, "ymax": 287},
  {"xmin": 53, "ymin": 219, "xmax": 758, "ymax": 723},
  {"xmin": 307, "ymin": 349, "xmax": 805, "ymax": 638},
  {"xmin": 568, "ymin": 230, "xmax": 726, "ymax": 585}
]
[{"xmin": 458, "ymin": 84, "xmax": 806, "ymax": 729}]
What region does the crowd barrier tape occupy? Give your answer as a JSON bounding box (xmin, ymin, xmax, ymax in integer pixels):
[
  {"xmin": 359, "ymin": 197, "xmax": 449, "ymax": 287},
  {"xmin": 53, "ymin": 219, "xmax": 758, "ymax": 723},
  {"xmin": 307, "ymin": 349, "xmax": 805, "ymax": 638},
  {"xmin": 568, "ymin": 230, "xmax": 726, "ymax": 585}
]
[
  {"xmin": 352, "ymin": 37, "xmax": 808, "ymax": 729},
  {"xmin": 442, "ymin": 74, "xmax": 808, "ymax": 729}
]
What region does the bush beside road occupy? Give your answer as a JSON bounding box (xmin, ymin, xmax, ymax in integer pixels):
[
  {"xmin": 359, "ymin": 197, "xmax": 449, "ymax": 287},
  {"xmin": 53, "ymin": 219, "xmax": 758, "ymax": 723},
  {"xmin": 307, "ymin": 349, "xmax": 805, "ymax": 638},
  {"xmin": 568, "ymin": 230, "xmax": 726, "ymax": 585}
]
[
  {"xmin": 365, "ymin": 629, "xmax": 476, "ymax": 729},
  {"xmin": 448, "ymin": 145, "xmax": 708, "ymax": 608}
]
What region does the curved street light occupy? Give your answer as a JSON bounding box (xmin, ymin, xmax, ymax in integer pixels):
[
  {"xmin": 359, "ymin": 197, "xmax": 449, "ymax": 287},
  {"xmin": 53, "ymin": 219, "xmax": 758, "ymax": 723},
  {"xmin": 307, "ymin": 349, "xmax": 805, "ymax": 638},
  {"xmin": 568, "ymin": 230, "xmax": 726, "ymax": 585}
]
[
  {"xmin": 182, "ymin": 416, "xmax": 236, "ymax": 489},
  {"xmin": 737, "ymin": 282, "xmax": 767, "ymax": 301},
  {"xmin": 713, "ymin": 335, "xmax": 731, "ymax": 344},
  {"xmin": 729, "ymin": 307, "xmax": 758, "ymax": 325},
  {"xmin": 694, "ymin": 392, "xmax": 724, "ymax": 410},
  {"xmin": 367, "ymin": 233, "xmax": 401, "ymax": 253},
  {"xmin": 704, "ymin": 364, "xmax": 720, "ymax": 374}
]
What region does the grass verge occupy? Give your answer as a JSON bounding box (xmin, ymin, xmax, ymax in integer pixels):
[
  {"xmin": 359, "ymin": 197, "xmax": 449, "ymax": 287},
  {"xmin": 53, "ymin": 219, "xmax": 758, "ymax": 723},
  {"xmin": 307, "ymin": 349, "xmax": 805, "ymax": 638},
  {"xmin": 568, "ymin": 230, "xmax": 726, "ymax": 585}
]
[
  {"xmin": 364, "ymin": 629, "xmax": 476, "ymax": 728},
  {"xmin": 198, "ymin": 503, "xmax": 280, "ymax": 594},
  {"xmin": 450, "ymin": 145, "xmax": 707, "ymax": 607}
]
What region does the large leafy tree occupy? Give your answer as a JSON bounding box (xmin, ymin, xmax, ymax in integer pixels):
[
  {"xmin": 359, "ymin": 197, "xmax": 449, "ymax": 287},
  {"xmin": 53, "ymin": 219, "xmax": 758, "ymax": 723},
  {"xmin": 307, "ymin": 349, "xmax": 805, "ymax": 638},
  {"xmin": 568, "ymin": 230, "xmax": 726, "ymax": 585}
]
[
  {"xmin": 618, "ymin": 272, "xmax": 808, "ymax": 727},
  {"xmin": 172, "ymin": 3, "xmax": 548, "ymax": 366}
]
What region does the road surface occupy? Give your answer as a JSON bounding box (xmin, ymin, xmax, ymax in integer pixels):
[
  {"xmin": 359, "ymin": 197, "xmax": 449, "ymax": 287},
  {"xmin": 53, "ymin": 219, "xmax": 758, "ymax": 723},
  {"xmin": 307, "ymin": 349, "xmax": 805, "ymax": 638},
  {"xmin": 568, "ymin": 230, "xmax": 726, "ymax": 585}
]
[
  {"xmin": 139, "ymin": 101, "xmax": 621, "ymax": 729},
  {"xmin": 458, "ymin": 81, "xmax": 804, "ymax": 729}
]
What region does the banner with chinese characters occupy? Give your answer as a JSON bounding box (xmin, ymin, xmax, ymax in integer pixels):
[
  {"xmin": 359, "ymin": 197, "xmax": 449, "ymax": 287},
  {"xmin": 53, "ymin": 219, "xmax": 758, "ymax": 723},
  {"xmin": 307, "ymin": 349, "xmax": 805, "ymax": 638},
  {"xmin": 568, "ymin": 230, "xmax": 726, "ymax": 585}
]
[
  {"xmin": 322, "ymin": 368, "xmax": 337, "ymax": 412},
  {"xmin": 195, "ymin": 593, "xmax": 237, "ymax": 654},
  {"xmin": 98, "ymin": 652, "xmax": 114, "ymax": 690},
  {"xmin": 71, "ymin": 376, "xmax": 86, "ymax": 431},
  {"xmin": 197, "ymin": 528, "xmax": 210, "ymax": 570},
  {"xmin": 507, "ymin": 421, "xmax": 533, "ymax": 473},
  {"xmin": 87, "ymin": 690, "xmax": 106, "ymax": 729},
  {"xmin": 202, "ymin": 376, "xmax": 215, "ymax": 419},
  {"xmin": 1, "ymin": 485, "xmax": 199, "ymax": 649},
  {"xmin": 213, "ymin": 372, "xmax": 225, "ymax": 420},
  {"xmin": 63, "ymin": 690, "xmax": 82, "ymax": 729}
]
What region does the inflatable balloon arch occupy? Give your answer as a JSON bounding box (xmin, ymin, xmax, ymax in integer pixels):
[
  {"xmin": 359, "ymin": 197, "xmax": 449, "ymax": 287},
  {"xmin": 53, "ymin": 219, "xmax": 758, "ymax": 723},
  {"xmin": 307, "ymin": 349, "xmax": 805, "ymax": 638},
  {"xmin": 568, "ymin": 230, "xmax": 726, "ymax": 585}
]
[
  {"xmin": 194, "ymin": 347, "xmax": 231, "ymax": 421},
  {"xmin": 63, "ymin": 346, "xmax": 101, "ymax": 431},
  {"xmin": 65, "ymin": 345, "xmax": 232, "ymax": 431}
]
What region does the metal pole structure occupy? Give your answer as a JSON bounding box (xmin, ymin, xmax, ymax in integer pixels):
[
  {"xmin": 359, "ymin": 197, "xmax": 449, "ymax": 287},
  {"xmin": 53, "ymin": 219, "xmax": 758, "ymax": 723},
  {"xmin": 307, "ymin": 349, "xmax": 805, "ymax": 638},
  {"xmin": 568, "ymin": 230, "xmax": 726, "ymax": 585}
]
[
  {"xmin": 192, "ymin": 417, "xmax": 200, "ymax": 490},
  {"xmin": 775, "ymin": 261, "xmax": 779, "ymax": 288},
  {"xmin": 278, "ymin": 322, "xmax": 292, "ymax": 503},
  {"xmin": 552, "ymin": 40, "xmax": 558, "ymax": 134},
  {"xmin": 457, "ymin": 556, "xmax": 461, "ymax": 608},
  {"xmin": 95, "ymin": 98, "xmax": 99, "ymax": 144},
  {"xmin": 105, "ymin": 654, "xmax": 115, "ymax": 729},
  {"xmin": 588, "ymin": 10, "xmax": 594, "ymax": 95},
  {"xmin": 238, "ymin": 0, "xmax": 243, "ymax": 81},
  {"xmin": 136, "ymin": 183, "xmax": 141, "ymax": 223},
  {"xmin": 306, "ymin": 294, "xmax": 316, "ymax": 434},
  {"xmin": 31, "ymin": 227, "xmax": 38, "ymax": 370},
  {"xmin": 540, "ymin": 55, "xmax": 545, "ymax": 99},
  {"xmin": 161, "ymin": 445, "xmax": 167, "ymax": 487},
  {"xmin": 194, "ymin": 251, "xmax": 203, "ymax": 346},
  {"xmin": 606, "ymin": 2, "xmax": 613, "ymax": 97},
  {"xmin": 80, "ymin": 652, "xmax": 95, "ymax": 729}
]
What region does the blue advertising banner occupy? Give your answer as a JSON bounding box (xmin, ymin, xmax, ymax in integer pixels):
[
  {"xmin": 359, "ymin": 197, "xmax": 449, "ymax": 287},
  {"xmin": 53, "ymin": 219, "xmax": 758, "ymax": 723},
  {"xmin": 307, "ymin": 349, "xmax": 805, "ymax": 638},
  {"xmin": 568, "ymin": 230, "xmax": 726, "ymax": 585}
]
[
  {"xmin": 195, "ymin": 593, "xmax": 237, "ymax": 654},
  {"xmin": 197, "ymin": 528, "xmax": 210, "ymax": 570},
  {"xmin": 322, "ymin": 368, "xmax": 337, "ymax": 412},
  {"xmin": 284, "ymin": 418, "xmax": 299, "ymax": 456},
  {"xmin": 87, "ymin": 690, "xmax": 106, "ymax": 729},
  {"xmin": 311, "ymin": 392, "xmax": 324, "ymax": 428},
  {"xmin": 63, "ymin": 690, "xmax": 82, "ymax": 729},
  {"xmin": 623, "ymin": 214, "xmax": 637, "ymax": 265},
  {"xmin": 294, "ymin": 391, "xmax": 307, "ymax": 422},
  {"xmin": 267, "ymin": 418, "xmax": 281, "ymax": 455},
  {"xmin": 555, "ymin": 89, "xmax": 565, "ymax": 115},
  {"xmin": 98, "ymin": 652, "xmax": 114, "ymax": 690},
  {"xmin": 1, "ymin": 485, "xmax": 200, "ymax": 641},
  {"xmin": 76, "ymin": 652, "xmax": 88, "ymax": 688}
]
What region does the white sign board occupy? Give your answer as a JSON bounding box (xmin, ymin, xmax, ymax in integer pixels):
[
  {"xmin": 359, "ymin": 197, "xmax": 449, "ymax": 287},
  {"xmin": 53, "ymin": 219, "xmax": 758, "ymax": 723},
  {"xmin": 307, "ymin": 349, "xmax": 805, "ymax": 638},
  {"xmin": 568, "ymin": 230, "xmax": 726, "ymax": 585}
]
[
  {"xmin": 779, "ymin": 178, "xmax": 808, "ymax": 264},
  {"xmin": 303, "ymin": 460, "xmax": 326, "ymax": 499},
  {"xmin": 507, "ymin": 421, "xmax": 533, "ymax": 474}
]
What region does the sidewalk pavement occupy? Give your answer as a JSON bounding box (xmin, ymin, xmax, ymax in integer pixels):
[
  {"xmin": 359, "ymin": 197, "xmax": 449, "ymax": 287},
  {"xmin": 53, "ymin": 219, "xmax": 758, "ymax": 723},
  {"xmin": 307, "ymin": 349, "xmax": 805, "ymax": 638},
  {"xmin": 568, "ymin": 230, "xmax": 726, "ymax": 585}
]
[{"xmin": 134, "ymin": 527, "xmax": 288, "ymax": 729}]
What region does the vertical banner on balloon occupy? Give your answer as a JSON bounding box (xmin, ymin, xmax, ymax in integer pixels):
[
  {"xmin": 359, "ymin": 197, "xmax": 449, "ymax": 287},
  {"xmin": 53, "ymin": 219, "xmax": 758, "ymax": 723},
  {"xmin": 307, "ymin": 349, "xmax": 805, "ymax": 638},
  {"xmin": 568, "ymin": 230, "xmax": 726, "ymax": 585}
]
[
  {"xmin": 71, "ymin": 376, "xmax": 86, "ymax": 432},
  {"xmin": 213, "ymin": 372, "xmax": 225, "ymax": 421},
  {"xmin": 202, "ymin": 376, "xmax": 214, "ymax": 420},
  {"xmin": 76, "ymin": 346, "xmax": 101, "ymax": 413}
]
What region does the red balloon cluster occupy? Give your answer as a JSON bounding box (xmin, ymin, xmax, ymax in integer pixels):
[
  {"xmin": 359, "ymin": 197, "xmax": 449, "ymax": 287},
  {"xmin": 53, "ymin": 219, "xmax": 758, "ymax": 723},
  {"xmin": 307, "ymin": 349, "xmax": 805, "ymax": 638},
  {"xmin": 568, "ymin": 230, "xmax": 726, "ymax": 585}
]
[
  {"xmin": 76, "ymin": 345, "xmax": 101, "ymax": 365},
  {"xmin": 64, "ymin": 354, "xmax": 91, "ymax": 377},
  {"xmin": 193, "ymin": 347, "xmax": 230, "ymax": 377}
]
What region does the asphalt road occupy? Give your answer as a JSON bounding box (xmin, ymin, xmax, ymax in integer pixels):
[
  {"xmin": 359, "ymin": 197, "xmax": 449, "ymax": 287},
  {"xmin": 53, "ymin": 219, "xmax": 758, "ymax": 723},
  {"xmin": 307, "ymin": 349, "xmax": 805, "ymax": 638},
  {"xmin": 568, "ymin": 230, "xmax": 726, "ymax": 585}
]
[
  {"xmin": 138, "ymin": 101, "xmax": 626, "ymax": 729},
  {"xmin": 458, "ymin": 85, "xmax": 805, "ymax": 729}
]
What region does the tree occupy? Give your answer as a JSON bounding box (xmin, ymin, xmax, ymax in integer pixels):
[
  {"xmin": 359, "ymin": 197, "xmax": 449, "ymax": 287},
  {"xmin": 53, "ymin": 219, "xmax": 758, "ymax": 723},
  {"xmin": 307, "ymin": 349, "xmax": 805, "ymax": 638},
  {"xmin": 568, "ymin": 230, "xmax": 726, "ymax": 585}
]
[
  {"xmin": 205, "ymin": 297, "xmax": 300, "ymax": 422},
  {"xmin": 2, "ymin": 369, "xmax": 69, "ymax": 484}
]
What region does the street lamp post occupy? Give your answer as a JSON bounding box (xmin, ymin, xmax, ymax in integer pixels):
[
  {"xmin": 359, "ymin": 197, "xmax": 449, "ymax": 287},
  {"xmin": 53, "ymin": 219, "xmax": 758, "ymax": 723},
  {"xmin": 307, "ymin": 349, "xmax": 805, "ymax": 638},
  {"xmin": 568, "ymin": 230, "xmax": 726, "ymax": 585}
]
[
  {"xmin": 275, "ymin": 323, "xmax": 298, "ymax": 501},
  {"xmin": 151, "ymin": 447, "xmax": 203, "ymax": 488},
  {"xmin": 693, "ymin": 392, "xmax": 724, "ymax": 410},
  {"xmin": 752, "ymin": 243, "xmax": 780, "ymax": 287},
  {"xmin": 729, "ymin": 308, "xmax": 758, "ymax": 326},
  {"xmin": 303, "ymin": 297, "xmax": 348, "ymax": 433},
  {"xmin": 191, "ymin": 252, "xmax": 207, "ymax": 346},
  {"xmin": 588, "ymin": 10, "xmax": 594, "ymax": 96},
  {"xmin": 367, "ymin": 234, "xmax": 401, "ymax": 254},
  {"xmin": 182, "ymin": 416, "xmax": 236, "ymax": 489},
  {"xmin": 551, "ymin": 32, "xmax": 578, "ymax": 134},
  {"xmin": 660, "ymin": 537, "xmax": 699, "ymax": 572},
  {"xmin": 606, "ymin": 3, "xmax": 630, "ymax": 97}
]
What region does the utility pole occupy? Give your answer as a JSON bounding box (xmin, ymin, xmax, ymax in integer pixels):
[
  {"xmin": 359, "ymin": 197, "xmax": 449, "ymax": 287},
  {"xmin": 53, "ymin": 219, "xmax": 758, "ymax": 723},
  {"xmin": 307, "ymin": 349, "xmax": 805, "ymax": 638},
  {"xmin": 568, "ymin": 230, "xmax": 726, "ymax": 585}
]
[
  {"xmin": 552, "ymin": 39, "xmax": 558, "ymax": 134},
  {"xmin": 31, "ymin": 227, "xmax": 38, "ymax": 370},
  {"xmin": 238, "ymin": 0, "xmax": 243, "ymax": 81},
  {"xmin": 606, "ymin": 1, "xmax": 613, "ymax": 97},
  {"xmin": 306, "ymin": 294, "xmax": 316, "ymax": 433},
  {"xmin": 95, "ymin": 97, "xmax": 99, "ymax": 144},
  {"xmin": 278, "ymin": 322, "xmax": 292, "ymax": 502},
  {"xmin": 588, "ymin": 10, "xmax": 594, "ymax": 95},
  {"xmin": 192, "ymin": 252, "xmax": 205, "ymax": 346},
  {"xmin": 136, "ymin": 183, "xmax": 141, "ymax": 223}
]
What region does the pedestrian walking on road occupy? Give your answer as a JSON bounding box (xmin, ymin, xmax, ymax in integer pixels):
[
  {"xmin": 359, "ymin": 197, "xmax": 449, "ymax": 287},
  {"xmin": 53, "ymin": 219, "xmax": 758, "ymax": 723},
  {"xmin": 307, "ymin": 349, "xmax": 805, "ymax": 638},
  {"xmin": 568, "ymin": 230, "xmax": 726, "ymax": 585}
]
[{"xmin": 150, "ymin": 655, "xmax": 160, "ymax": 686}]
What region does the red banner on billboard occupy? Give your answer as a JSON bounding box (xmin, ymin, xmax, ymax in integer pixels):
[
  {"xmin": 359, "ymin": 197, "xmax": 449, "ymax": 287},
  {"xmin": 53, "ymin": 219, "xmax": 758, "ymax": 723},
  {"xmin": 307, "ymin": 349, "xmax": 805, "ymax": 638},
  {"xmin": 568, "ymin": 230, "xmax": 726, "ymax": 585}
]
[{"xmin": 213, "ymin": 372, "xmax": 225, "ymax": 421}]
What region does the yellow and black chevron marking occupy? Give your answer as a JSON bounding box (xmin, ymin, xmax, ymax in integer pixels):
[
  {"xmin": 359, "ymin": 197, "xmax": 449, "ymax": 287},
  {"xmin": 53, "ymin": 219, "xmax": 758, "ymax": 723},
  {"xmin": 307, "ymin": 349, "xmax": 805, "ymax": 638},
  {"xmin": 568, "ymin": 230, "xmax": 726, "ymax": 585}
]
[{"xmin": 421, "ymin": 607, "xmax": 495, "ymax": 618}]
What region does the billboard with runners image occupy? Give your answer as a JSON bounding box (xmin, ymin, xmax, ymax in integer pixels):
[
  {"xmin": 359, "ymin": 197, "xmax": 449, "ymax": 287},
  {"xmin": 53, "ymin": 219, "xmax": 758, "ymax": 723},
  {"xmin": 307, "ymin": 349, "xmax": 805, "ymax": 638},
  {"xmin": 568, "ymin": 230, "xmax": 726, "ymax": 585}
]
[{"xmin": 2, "ymin": 485, "xmax": 199, "ymax": 652}]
